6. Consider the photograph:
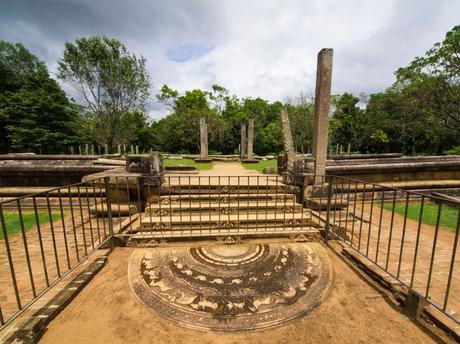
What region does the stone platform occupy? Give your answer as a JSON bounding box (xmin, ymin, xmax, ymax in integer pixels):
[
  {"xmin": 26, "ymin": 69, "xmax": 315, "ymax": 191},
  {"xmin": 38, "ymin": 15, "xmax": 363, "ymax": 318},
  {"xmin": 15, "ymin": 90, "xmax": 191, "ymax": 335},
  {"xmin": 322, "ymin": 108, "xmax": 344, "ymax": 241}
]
[{"xmin": 128, "ymin": 242, "xmax": 332, "ymax": 332}]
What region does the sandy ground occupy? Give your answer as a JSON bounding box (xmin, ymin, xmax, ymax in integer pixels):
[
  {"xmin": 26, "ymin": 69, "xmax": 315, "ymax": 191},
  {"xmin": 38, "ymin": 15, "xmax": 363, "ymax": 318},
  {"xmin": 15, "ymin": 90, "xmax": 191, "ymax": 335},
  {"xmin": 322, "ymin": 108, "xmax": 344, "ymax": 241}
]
[
  {"xmin": 39, "ymin": 244, "xmax": 448, "ymax": 344},
  {"xmin": 198, "ymin": 161, "xmax": 260, "ymax": 175}
]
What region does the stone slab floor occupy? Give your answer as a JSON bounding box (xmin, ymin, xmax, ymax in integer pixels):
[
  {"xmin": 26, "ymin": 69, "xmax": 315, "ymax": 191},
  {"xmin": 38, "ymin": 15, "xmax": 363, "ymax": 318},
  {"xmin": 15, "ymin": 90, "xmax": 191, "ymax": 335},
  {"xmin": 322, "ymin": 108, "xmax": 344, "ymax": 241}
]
[{"xmin": 39, "ymin": 244, "xmax": 450, "ymax": 344}]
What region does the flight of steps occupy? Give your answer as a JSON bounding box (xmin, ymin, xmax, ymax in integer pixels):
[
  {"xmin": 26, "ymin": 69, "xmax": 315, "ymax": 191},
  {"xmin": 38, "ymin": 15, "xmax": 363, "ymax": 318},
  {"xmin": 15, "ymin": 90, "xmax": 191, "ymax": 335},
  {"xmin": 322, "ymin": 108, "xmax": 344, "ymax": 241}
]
[{"xmin": 134, "ymin": 181, "xmax": 322, "ymax": 241}]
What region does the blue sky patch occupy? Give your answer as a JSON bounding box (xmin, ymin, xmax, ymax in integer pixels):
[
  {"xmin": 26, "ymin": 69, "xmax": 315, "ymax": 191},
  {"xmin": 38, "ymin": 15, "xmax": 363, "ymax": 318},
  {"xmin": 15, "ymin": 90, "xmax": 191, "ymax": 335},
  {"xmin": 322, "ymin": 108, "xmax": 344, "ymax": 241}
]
[{"xmin": 167, "ymin": 44, "xmax": 214, "ymax": 62}]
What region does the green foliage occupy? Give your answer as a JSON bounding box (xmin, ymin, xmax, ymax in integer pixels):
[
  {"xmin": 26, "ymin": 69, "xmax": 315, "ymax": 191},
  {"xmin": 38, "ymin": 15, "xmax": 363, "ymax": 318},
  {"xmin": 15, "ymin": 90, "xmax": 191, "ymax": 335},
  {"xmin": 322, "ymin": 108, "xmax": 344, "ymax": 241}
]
[
  {"xmin": 57, "ymin": 36, "xmax": 150, "ymax": 148},
  {"xmin": 154, "ymin": 85, "xmax": 285, "ymax": 156},
  {"xmin": 330, "ymin": 93, "xmax": 365, "ymax": 151},
  {"xmin": 444, "ymin": 146, "xmax": 460, "ymax": 155},
  {"xmin": 3, "ymin": 26, "xmax": 459, "ymax": 157},
  {"xmin": 163, "ymin": 158, "xmax": 213, "ymax": 171},
  {"xmin": 328, "ymin": 25, "xmax": 460, "ymax": 155},
  {"xmin": 383, "ymin": 202, "xmax": 459, "ymax": 231},
  {"xmin": 0, "ymin": 41, "xmax": 80, "ymax": 153},
  {"xmin": 242, "ymin": 159, "xmax": 277, "ymax": 173},
  {"xmin": 0, "ymin": 211, "xmax": 61, "ymax": 239}
]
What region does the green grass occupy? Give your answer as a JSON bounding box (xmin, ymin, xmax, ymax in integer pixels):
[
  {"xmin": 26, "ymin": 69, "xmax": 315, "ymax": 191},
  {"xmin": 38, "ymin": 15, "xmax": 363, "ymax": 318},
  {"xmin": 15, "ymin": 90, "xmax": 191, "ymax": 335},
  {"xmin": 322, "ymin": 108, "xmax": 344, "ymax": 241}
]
[
  {"xmin": 1, "ymin": 211, "xmax": 60, "ymax": 239},
  {"xmin": 241, "ymin": 159, "xmax": 277, "ymax": 173},
  {"xmin": 382, "ymin": 202, "xmax": 459, "ymax": 231},
  {"xmin": 164, "ymin": 158, "xmax": 213, "ymax": 171}
]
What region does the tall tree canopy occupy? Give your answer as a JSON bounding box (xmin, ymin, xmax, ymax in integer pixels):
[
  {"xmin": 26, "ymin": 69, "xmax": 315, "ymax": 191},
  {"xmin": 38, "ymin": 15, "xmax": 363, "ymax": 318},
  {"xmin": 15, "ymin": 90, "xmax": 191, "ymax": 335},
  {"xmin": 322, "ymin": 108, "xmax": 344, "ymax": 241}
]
[
  {"xmin": 0, "ymin": 41, "xmax": 79, "ymax": 154},
  {"xmin": 57, "ymin": 36, "xmax": 151, "ymax": 149}
]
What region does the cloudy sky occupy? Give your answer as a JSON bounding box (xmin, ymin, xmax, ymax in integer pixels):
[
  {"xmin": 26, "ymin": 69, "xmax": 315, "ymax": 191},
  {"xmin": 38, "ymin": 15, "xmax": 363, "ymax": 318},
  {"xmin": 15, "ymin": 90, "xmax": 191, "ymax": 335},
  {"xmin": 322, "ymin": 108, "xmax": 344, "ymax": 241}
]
[{"xmin": 0, "ymin": 0, "xmax": 459, "ymax": 119}]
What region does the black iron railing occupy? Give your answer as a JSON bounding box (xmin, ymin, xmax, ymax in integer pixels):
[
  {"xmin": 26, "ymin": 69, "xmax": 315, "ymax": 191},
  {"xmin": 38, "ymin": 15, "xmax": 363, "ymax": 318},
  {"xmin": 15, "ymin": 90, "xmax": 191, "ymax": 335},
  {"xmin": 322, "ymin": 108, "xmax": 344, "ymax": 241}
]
[
  {"xmin": 123, "ymin": 175, "xmax": 318, "ymax": 238},
  {"xmin": 0, "ymin": 177, "xmax": 127, "ymax": 329},
  {"xmin": 323, "ymin": 175, "xmax": 460, "ymax": 324},
  {"xmin": 0, "ymin": 172, "xmax": 458, "ymax": 330}
]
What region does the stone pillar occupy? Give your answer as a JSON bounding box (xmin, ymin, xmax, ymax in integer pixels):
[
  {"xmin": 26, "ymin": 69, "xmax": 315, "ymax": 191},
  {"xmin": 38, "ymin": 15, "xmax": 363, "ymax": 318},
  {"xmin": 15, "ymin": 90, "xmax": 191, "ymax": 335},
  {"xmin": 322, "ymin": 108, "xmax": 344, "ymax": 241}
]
[
  {"xmin": 91, "ymin": 145, "xmax": 95, "ymax": 155},
  {"xmin": 199, "ymin": 117, "xmax": 208, "ymax": 159},
  {"xmin": 117, "ymin": 144, "xmax": 121, "ymax": 155},
  {"xmin": 280, "ymin": 108, "xmax": 296, "ymax": 171},
  {"xmin": 312, "ymin": 48, "xmax": 333, "ymax": 185},
  {"xmin": 136, "ymin": 145, "xmax": 139, "ymax": 155},
  {"xmin": 104, "ymin": 144, "xmax": 109, "ymax": 155},
  {"xmin": 240, "ymin": 123, "xmax": 247, "ymax": 160},
  {"xmin": 247, "ymin": 119, "xmax": 254, "ymax": 160},
  {"xmin": 70, "ymin": 146, "xmax": 74, "ymax": 155}
]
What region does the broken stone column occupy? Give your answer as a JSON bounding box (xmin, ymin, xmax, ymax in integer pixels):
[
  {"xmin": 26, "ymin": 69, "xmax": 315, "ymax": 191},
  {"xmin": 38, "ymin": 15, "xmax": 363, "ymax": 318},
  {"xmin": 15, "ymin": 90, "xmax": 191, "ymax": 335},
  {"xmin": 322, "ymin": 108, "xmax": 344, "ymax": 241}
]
[
  {"xmin": 247, "ymin": 118, "xmax": 254, "ymax": 160},
  {"xmin": 312, "ymin": 48, "xmax": 333, "ymax": 185},
  {"xmin": 280, "ymin": 108, "xmax": 296, "ymax": 171},
  {"xmin": 199, "ymin": 117, "xmax": 208, "ymax": 159},
  {"xmin": 240, "ymin": 123, "xmax": 247, "ymax": 160}
]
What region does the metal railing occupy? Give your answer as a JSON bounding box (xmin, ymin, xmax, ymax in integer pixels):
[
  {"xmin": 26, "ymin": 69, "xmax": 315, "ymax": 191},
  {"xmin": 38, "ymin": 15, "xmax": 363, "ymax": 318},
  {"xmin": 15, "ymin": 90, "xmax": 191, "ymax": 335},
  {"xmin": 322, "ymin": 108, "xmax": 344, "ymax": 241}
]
[
  {"xmin": 1, "ymin": 171, "xmax": 458, "ymax": 329},
  {"xmin": 129, "ymin": 174, "xmax": 318, "ymax": 238},
  {"xmin": 323, "ymin": 175, "xmax": 460, "ymax": 324},
  {"xmin": 0, "ymin": 177, "xmax": 126, "ymax": 329}
]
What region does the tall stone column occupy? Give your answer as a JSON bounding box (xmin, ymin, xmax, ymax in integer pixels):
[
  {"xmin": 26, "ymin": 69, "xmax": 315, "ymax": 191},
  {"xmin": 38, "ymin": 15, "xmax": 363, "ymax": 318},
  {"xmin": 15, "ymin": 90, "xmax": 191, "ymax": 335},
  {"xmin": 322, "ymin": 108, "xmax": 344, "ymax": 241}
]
[
  {"xmin": 312, "ymin": 48, "xmax": 333, "ymax": 185},
  {"xmin": 199, "ymin": 117, "xmax": 208, "ymax": 159},
  {"xmin": 240, "ymin": 123, "xmax": 247, "ymax": 160},
  {"xmin": 247, "ymin": 119, "xmax": 254, "ymax": 160},
  {"xmin": 280, "ymin": 108, "xmax": 296, "ymax": 171}
]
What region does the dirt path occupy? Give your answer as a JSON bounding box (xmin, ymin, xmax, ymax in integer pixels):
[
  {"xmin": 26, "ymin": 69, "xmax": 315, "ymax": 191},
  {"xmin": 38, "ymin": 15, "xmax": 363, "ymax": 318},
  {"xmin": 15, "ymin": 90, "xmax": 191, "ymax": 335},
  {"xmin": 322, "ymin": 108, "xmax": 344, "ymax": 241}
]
[
  {"xmin": 199, "ymin": 161, "xmax": 260, "ymax": 176},
  {"xmin": 39, "ymin": 245, "xmax": 444, "ymax": 344}
]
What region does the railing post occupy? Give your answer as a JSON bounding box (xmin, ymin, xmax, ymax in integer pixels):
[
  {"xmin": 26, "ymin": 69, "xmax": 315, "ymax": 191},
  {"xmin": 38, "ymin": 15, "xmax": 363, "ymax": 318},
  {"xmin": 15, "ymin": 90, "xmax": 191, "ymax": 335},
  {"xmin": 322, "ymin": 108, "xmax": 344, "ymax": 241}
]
[
  {"xmin": 324, "ymin": 180, "xmax": 333, "ymax": 243},
  {"xmin": 104, "ymin": 177, "xmax": 114, "ymax": 237}
]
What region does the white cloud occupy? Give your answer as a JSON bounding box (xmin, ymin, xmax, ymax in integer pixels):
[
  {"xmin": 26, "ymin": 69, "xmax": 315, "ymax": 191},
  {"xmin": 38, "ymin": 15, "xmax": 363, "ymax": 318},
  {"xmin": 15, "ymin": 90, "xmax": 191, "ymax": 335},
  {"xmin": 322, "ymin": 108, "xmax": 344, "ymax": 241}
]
[{"xmin": 1, "ymin": 0, "xmax": 459, "ymax": 120}]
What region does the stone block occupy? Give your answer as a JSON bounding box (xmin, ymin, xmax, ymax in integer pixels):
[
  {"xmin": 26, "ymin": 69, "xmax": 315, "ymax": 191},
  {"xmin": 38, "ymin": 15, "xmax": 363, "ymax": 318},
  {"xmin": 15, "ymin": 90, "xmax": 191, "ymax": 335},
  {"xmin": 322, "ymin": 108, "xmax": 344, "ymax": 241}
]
[
  {"xmin": 126, "ymin": 152, "xmax": 164, "ymax": 175},
  {"xmin": 404, "ymin": 290, "xmax": 428, "ymax": 318}
]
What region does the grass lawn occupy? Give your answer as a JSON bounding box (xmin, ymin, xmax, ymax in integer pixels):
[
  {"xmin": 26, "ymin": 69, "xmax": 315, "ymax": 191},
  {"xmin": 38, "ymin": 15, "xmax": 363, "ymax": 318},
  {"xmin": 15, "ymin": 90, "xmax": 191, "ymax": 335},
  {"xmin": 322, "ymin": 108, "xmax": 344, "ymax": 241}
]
[
  {"xmin": 1, "ymin": 211, "xmax": 61, "ymax": 239},
  {"xmin": 382, "ymin": 201, "xmax": 459, "ymax": 231},
  {"xmin": 242, "ymin": 159, "xmax": 277, "ymax": 173},
  {"xmin": 163, "ymin": 158, "xmax": 213, "ymax": 171}
]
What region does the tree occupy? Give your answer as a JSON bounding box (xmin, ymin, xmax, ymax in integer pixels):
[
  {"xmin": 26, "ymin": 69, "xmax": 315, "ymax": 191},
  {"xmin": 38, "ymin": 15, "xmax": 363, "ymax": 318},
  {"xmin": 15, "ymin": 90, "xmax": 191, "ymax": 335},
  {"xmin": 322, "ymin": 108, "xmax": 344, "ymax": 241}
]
[
  {"xmin": 329, "ymin": 93, "xmax": 365, "ymax": 151},
  {"xmin": 120, "ymin": 110, "xmax": 160, "ymax": 152},
  {"xmin": 57, "ymin": 36, "xmax": 150, "ymax": 149},
  {"xmin": 285, "ymin": 93, "xmax": 315, "ymax": 153},
  {"xmin": 395, "ymin": 25, "xmax": 460, "ymax": 133},
  {"xmin": 156, "ymin": 85, "xmax": 225, "ymax": 153},
  {"xmin": 0, "ymin": 41, "xmax": 79, "ymax": 153}
]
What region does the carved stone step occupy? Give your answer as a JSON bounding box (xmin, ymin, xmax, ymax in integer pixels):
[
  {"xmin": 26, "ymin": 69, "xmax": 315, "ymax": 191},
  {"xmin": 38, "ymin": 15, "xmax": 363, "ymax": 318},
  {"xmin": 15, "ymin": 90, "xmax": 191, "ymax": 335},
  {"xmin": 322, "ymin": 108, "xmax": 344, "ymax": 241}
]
[
  {"xmin": 145, "ymin": 201, "xmax": 303, "ymax": 216},
  {"xmin": 127, "ymin": 228, "xmax": 320, "ymax": 242},
  {"xmin": 154, "ymin": 193, "xmax": 295, "ymax": 204},
  {"xmin": 140, "ymin": 212, "xmax": 319, "ymax": 231}
]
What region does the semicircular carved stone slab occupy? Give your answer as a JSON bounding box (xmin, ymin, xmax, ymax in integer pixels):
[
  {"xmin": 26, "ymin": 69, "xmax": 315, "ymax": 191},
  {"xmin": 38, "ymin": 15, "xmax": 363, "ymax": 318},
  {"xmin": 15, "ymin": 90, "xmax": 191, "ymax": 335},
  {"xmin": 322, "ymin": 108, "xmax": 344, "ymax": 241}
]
[{"xmin": 128, "ymin": 243, "xmax": 332, "ymax": 332}]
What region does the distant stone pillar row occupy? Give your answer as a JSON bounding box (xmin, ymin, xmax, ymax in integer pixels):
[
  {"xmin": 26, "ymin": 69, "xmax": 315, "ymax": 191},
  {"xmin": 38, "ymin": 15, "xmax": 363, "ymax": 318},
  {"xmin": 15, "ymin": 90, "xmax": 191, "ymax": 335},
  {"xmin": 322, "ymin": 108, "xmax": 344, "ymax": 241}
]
[
  {"xmin": 312, "ymin": 48, "xmax": 333, "ymax": 185},
  {"xmin": 240, "ymin": 123, "xmax": 247, "ymax": 160},
  {"xmin": 200, "ymin": 117, "xmax": 208, "ymax": 159},
  {"xmin": 247, "ymin": 119, "xmax": 254, "ymax": 160}
]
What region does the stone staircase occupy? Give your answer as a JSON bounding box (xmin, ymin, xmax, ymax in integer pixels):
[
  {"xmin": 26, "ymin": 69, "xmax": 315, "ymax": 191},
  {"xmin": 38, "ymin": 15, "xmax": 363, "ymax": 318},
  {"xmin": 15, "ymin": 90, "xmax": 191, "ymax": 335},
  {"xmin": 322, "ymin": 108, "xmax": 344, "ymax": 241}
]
[{"xmin": 131, "ymin": 178, "xmax": 322, "ymax": 242}]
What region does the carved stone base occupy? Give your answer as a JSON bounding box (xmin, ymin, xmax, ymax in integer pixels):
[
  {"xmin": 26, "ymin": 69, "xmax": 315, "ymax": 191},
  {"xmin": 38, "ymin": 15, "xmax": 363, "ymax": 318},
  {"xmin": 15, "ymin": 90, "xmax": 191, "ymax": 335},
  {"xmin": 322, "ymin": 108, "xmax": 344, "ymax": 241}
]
[{"xmin": 128, "ymin": 242, "xmax": 332, "ymax": 332}]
